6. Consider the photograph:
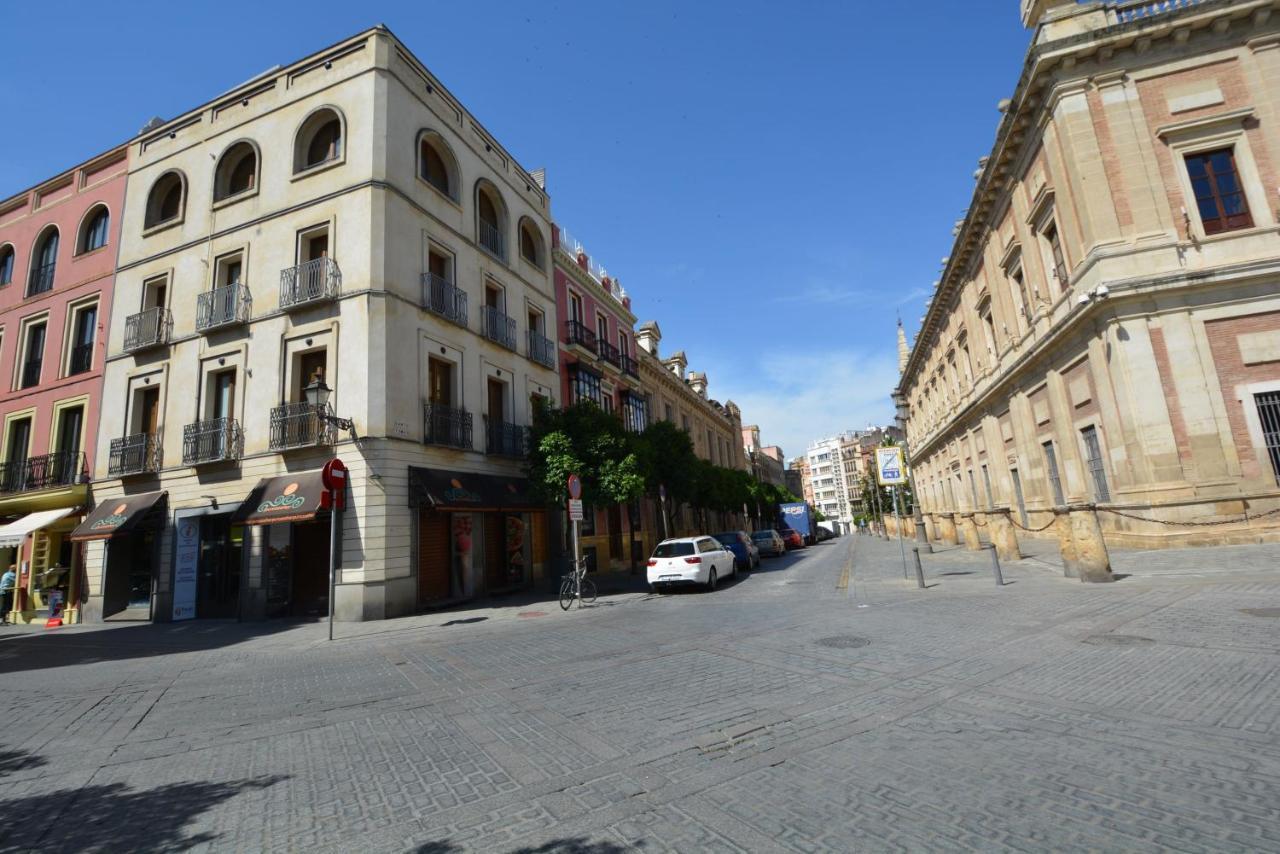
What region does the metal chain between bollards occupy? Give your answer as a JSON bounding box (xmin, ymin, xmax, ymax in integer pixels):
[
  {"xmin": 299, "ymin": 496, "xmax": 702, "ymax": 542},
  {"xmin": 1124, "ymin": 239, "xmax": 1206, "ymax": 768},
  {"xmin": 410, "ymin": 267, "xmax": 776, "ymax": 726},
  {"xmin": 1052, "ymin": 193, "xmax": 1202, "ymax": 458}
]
[
  {"xmin": 1098, "ymin": 505, "xmax": 1280, "ymax": 527},
  {"xmin": 1009, "ymin": 515, "xmax": 1059, "ymax": 533}
]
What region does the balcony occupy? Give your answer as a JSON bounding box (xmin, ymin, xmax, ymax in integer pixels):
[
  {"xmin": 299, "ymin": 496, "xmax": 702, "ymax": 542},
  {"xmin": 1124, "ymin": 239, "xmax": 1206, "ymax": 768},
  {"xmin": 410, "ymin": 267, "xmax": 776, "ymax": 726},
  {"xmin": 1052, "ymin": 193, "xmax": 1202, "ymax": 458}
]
[
  {"xmin": 19, "ymin": 358, "xmax": 42, "ymax": 389},
  {"xmin": 68, "ymin": 342, "xmax": 93, "ymax": 375},
  {"xmin": 123, "ymin": 307, "xmax": 172, "ymax": 353},
  {"xmin": 108, "ymin": 433, "xmax": 162, "ymax": 477},
  {"xmin": 196, "ymin": 284, "xmax": 251, "ymax": 332},
  {"xmin": 565, "ymin": 319, "xmax": 598, "ymax": 355},
  {"xmin": 27, "ymin": 264, "xmax": 54, "ymax": 297},
  {"xmin": 182, "ymin": 417, "xmax": 244, "ymax": 466},
  {"xmin": 422, "ymin": 273, "xmax": 468, "ymax": 327},
  {"xmin": 424, "ymin": 402, "xmax": 473, "ymax": 449},
  {"xmin": 280, "ymin": 257, "xmax": 340, "ymax": 310},
  {"xmin": 485, "ymin": 417, "xmax": 527, "ymax": 458},
  {"xmin": 597, "ymin": 340, "xmax": 622, "ymax": 371},
  {"xmin": 481, "ymin": 306, "xmax": 518, "ymax": 351},
  {"xmin": 478, "ymin": 221, "xmax": 505, "ymax": 260},
  {"xmin": 620, "ymin": 352, "xmax": 639, "ymax": 379},
  {"xmin": 270, "ymin": 403, "xmax": 336, "ymax": 452},
  {"xmin": 527, "ymin": 329, "xmax": 556, "ymax": 369},
  {"xmin": 0, "ymin": 451, "xmax": 86, "ymax": 494},
  {"xmin": 1110, "ymin": 0, "xmax": 1205, "ymax": 25}
]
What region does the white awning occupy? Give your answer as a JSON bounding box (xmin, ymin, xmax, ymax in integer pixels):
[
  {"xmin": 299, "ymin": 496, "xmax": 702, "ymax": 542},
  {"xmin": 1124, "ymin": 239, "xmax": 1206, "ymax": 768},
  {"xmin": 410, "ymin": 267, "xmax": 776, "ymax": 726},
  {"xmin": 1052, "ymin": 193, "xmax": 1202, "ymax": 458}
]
[{"xmin": 0, "ymin": 507, "xmax": 77, "ymax": 549}]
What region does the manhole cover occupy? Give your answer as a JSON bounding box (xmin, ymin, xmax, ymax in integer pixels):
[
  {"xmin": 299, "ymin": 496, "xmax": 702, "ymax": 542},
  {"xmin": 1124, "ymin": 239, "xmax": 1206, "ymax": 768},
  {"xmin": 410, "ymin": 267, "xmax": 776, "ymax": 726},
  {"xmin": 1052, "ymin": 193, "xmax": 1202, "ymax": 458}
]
[
  {"xmin": 1240, "ymin": 608, "xmax": 1280, "ymax": 618},
  {"xmin": 816, "ymin": 635, "xmax": 870, "ymax": 649},
  {"xmin": 1083, "ymin": 634, "xmax": 1155, "ymax": 647}
]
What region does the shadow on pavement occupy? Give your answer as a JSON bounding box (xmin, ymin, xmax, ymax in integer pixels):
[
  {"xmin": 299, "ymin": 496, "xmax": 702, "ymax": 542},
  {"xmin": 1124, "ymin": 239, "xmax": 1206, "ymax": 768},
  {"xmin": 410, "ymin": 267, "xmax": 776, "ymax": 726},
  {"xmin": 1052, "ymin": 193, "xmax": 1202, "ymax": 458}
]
[
  {"xmin": 0, "ymin": 769, "xmax": 288, "ymax": 853},
  {"xmin": 414, "ymin": 838, "xmax": 632, "ymax": 854}
]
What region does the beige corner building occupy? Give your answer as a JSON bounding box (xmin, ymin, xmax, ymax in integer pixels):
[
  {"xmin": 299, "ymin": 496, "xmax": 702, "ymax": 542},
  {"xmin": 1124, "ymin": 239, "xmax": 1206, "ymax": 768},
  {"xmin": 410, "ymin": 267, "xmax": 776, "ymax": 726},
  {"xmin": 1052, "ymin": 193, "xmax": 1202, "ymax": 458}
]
[
  {"xmin": 898, "ymin": 0, "xmax": 1280, "ymax": 548},
  {"xmin": 85, "ymin": 27, "xmax": 560, "ymax": 622}
]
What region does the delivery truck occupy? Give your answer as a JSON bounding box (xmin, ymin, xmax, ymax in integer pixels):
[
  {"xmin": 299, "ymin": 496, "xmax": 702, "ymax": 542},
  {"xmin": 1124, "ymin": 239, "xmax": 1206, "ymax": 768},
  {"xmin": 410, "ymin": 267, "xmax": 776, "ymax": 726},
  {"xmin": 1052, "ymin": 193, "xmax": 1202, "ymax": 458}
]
[{"xmin": 778, "ymin": 502, "xmax": 818, "ymax": 545}]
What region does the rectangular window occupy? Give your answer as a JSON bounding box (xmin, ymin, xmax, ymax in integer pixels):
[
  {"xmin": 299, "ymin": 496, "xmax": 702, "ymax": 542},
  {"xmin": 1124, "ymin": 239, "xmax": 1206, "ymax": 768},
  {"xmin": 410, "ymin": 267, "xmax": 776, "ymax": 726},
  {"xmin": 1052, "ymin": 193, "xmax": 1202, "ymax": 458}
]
[
  {"xmin": 665, "ymin": 403, "xmax": 673, "ymax": 422},
  {"xmin": 68, "ymin": 303, "xmax": 97, "ymax": 376},
  {"xmin": 596, "ymin": 313, "xmax": 609, "ymax": 346},
  {"xmin": 569, "ymin": 292, "xmax": 583, "ymax": 324},
  {"xmin": 131, "ymin": 386, "xmax": 162, "ymax": 436},
  {"xmin": 293, "ymin": 349, "xmax": 328, "ymax": 404},
  {"xmin": 1081, "ymin": 426, "xmax": 1110, "ymax": 503},
  {"xmin": 1256, "ymin": 391, "xmax": 1280, "ymax": 486},
  {"xmin": 2, "ymin": 417, "xmax": 32, "ymax": 492},
  {"xmin": 1043, "ymin": 220, "xmax": 1067, "ymax": 290},
  {"xmin": 568, "ymin": 365, "xmax": 602, "ymax": 407},
  {"xmin": 209, "ymin": 369, "xmax": 237, "ymax": 421},
  {"xmin": 428, "ymin": 357, "xmax": 454, "ymax": 407},
  {"xmin": 1010, "ymin": 467, "xmax": 1028, "ymax": 526},
  {"xmin": 981, "ymin": 464, "xmax": 994, "ymax": 510},
  {"xmin": 1043, "ymin": 441, "xmax": 1065, "ymax": 505},
  {"xmin": 20, "ymin": 321, "xmax": 46, "ymax": 389},
  {"xmin": 967, "ymin": 469, "xmax": 978, "ymax": 508},
  {"xmin": 1186, "ymin": 148, "xmax": 1253, "ymax": 235}
]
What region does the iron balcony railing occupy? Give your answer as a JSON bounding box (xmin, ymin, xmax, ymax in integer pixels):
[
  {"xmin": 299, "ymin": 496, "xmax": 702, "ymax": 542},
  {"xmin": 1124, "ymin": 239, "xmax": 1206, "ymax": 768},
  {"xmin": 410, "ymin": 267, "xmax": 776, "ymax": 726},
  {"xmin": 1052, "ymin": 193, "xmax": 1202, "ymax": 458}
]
[
  {"xmin": 182, "ymin": 417, "xmax": 244, "ymax": 466},
  {"xmin": 424, "ymin": 402, "xmax": 473, "ymax": 449},
  {"xmin": 68, "ymin": 342, "xmax": 93, "ymax": 375},
  {"xmin": 27, "ymin": 263, "xmax": 55, "ymax": 296},
  {"xmin": 196, "ymin": 284, "xmax": 251, "ymax": 332},
  {"xmin": 0, "ymin": 451, "xmax": 86, "ymax": 494},
  {"xmin": 123, "ymin": 307, "xmax": 172, "ymax": 352},
  {"xmin": 478, "ymin": 220, "xmax": 505, "ymax": 260},
  {"xmin": 481, "ymin": 306, "xmax": 518, "ymax": 351},
  {"xmin": 485, "ymin": 417, "xmax": 527, "ymax": 457},
  {"xmin": 527, "ymin": 329, "xmax": 556, "ymax": 369},
  {"xmin": 597, "ymin": 339, "xmax": 622, "ymax": 369},
  {"xmin": 565, "ymin": 319, "xmax": 598, "ymax": 354},
  {"xmin": 1110, "ymin": 0, "xmax": 1206, "ymax": 25},
  {"xmin": 269, "ymin": 403, "xmax": 336, "ymax": 451},
  {"xmin": 620, "ymin": 352, "xmax": 639, "ymax": 378},
  {"xmin": 20, "ymin": 358, "xmax": 42, "ymax": 389},
  {"xmin": 422, "ymin": 273, "xmax": 468, "ymax": 327},
  {"xmin": 108, "ymin": 433, "xmax": 162, "ymax": 477},
  {"xmin": 280, "ymin": 257, "xmax": 341, "ymax": 310}
]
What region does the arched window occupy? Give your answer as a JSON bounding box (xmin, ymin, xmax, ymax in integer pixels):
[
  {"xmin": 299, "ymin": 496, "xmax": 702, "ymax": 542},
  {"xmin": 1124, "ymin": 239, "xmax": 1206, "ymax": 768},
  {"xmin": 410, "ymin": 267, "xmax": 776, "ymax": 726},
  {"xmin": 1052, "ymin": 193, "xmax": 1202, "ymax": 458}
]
[
  {"xmin": 28, "ymin": 227, "xmax": 59, "ymax": 295},
  {"xmin": 476, "ymin": 181, "xmax": 506, "ymax": 260},
  {"xmin": 214, "ymin": 141, "xmax": 258, "ymax": 202},
  {"xmin": 294, "ymin": 108, "xmax": 344, "ymax": 173},
  {"xmin": 418, "ymin": 132, "xmax": 458, "ymax": 199},
  {"xmin": 519, "ymin": 218, "xmax": 544, "ymax": 268},
  {"xmin": 79, "ymin": 206, "xmax": 110, "ymax": 253},
  {"xmin": 144, "ymin": 171, "xmax": 185, "ymax": 229},
  {"xmin": 0, "ymin": 244, "xmax": 13, "ymax": 286}
]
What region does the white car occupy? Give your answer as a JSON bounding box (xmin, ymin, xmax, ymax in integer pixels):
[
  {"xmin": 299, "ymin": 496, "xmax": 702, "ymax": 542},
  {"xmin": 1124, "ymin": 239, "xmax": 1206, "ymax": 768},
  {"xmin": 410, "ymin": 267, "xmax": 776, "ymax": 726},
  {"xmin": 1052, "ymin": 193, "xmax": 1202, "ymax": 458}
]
[{"xmin": 646, "ymin": 536, "xmax": 736, "ymax": 593}]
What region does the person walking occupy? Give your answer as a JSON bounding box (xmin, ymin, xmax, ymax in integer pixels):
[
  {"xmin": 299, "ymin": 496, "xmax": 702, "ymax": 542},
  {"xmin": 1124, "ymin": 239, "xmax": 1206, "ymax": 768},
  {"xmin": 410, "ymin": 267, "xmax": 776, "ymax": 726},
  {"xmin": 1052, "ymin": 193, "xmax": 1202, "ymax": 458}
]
[{"xmin": 0, "ymin": 565, "xmax": 16, "ymax": 626}]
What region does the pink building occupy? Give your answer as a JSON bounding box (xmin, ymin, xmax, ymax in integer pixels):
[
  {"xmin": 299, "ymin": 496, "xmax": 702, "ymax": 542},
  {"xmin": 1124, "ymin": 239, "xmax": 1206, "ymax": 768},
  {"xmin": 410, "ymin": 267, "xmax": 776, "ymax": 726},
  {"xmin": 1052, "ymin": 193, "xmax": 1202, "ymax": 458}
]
[
  {"xmin": 551, "ymin": 224, "xmax": 648, "ymax": 571},
  {"xmin": 0, "ymin": 145, "xmax": 128, "ymax": 625}
]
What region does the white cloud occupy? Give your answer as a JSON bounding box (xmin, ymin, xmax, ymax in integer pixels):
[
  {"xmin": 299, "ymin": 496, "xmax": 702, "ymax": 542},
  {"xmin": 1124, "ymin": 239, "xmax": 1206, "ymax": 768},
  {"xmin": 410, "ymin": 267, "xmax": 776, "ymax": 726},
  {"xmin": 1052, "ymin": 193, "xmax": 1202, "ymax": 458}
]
[{"xmin": 707, "ymin": 347, "xmax": 900, "ymax": 462}]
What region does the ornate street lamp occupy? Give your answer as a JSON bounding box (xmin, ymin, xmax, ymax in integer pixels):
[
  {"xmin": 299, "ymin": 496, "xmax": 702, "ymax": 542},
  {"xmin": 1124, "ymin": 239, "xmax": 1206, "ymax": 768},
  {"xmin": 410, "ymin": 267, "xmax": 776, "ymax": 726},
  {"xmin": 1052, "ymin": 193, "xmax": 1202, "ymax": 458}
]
[{"xmin": 304, "ymin": 378, "xmax": 358, "ymax": 440}]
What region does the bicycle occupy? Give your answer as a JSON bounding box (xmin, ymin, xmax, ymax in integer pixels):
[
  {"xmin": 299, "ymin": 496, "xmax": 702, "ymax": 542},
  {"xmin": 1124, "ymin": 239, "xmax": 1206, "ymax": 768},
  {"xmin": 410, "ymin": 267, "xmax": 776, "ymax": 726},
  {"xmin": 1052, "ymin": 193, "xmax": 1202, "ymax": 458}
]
[{"xmin": 558, "ymin": 558, "xmax": 598, "ymax": 611}]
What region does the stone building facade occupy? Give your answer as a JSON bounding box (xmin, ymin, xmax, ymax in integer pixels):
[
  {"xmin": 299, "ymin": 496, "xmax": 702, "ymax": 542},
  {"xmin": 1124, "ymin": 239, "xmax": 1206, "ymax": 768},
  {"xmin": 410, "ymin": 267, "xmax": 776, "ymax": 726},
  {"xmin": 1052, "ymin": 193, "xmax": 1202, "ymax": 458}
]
[
  {"xmin": 897, "ymin": 0, "xmax": 1280, "ymax": 548},
  {"xmin": 84, "ymin": 26, "xmax": 560, "ymax": 622}
]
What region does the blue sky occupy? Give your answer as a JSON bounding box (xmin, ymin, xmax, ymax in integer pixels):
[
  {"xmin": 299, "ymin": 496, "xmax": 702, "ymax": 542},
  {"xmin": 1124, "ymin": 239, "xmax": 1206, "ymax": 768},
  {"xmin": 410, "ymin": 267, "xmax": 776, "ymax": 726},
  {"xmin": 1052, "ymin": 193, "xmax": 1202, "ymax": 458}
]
[{"xmin": 0, "ymin": 1, "xmax": 1029, "ymax": 460}]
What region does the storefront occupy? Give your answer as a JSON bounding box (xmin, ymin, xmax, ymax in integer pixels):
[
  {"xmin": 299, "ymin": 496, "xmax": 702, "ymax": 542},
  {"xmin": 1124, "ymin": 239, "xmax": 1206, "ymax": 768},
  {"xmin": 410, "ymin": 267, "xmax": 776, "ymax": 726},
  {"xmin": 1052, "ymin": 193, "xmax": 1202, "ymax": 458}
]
[
  {"xmin": 408, "ymin": 467, "xmax": 548, "ymax": 608},
  {"xmin": 236, "ymin": 470, "xmax": 334, "ymax": 619},
  {"xmin": 70, "ymin": 491, "xmax": 168, "ymax": 621},
  {"xmin": 0, "ymin": 507, "xmax": 83, "ymax": 625}
]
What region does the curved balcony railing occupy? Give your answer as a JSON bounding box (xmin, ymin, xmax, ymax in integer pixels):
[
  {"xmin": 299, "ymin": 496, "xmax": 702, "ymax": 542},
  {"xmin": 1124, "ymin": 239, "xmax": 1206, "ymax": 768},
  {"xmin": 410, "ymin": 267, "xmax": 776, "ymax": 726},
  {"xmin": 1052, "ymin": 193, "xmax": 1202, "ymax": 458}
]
[
  {"xmin": 422, "ymin": 273, "xmax": 468, "ymax": 327},
  {"xmin": 269, "ymin": 403, "xmax": 336, "ymax": 451},
  {"xmin": 108, "ymin": 433, "xmax": 162, "ymax": 477},
  {"xmin": 280, "ymin": 257, "xmax": 340, "ymax": 310},
  {"xmin": 197, "ymin": 284, "xmax": 251, "ymax": 332},
  {"xmin": 481, "ymin": 306, "xmax": 518, "ymax": 351},
  {"xmin": 182, "ymin": 417, "xmax": 244, "ymax": 465},
  {"xmin": 424, "ymin": 402, "xmax": 473, "ymax": 449},
  {"xmin": 124, "ymin": 307, "xmax": 172, "ymax": 353}
]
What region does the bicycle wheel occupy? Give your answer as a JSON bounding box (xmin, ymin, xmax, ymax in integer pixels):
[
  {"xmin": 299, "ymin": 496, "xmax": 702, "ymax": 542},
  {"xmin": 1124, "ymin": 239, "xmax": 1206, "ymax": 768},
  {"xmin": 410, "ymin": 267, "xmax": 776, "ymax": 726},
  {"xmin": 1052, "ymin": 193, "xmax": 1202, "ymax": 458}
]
[
  {"xmin": 580, "ymin": 577, "xmax": 597, "ymax": 605},
  {"xmin": 558, "ymin": 577, "xmax": 575, "ymax": 611}
]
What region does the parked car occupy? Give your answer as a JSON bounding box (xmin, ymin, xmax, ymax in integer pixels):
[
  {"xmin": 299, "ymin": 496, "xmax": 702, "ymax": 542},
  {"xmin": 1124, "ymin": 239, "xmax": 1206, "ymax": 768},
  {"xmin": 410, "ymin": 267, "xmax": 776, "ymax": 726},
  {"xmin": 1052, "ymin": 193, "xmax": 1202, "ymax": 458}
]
[
  {"xmin": 780, "ymin": 528, "xmax": 805, "ymax": 550},
  {"xmin": 751, "ymin": 529, "xmax": 786, "ymax": 558},
  {"xmin": 647, "ymin": 536, "xmax": 736, "ymax": 592},
  {"xmin": 713, "ymin": 531, "xmax": 759, "ymax": 571}
]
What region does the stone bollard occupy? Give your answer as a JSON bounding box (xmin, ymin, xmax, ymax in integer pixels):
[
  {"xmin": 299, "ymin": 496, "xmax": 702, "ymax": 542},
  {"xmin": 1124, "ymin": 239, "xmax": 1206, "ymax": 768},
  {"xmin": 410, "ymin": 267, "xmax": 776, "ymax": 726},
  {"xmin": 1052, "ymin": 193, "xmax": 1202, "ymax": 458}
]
[
  {"xmin": 1053, "ymin": 507, "xmax": 1080, "ymax": 579},
  {"xmin": 1069, "ymin": 503, "xmax": 1114, "ymax": 583},
  {"xmin": 939, "ymin": 512, "xmax": 958, "ymax": 545},
  {"xmin": 988, "ymin": 506, "xmax": 1021, "ymax": 563},
  {"xmin": 959, "ymin": 512, "xmax": 982, "ymax": 551},
  {"xmin": 912, "ymin": 546, "xmax": 926, "ymax": 589}
]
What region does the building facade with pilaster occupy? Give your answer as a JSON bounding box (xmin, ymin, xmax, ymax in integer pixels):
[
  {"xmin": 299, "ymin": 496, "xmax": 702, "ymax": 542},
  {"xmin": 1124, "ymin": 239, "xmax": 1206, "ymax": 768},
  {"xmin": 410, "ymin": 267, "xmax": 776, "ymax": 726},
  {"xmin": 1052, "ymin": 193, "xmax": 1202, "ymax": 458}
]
[{"xmin": 898, "ymin": 0, "xmax": 1280, "ymax": 548}]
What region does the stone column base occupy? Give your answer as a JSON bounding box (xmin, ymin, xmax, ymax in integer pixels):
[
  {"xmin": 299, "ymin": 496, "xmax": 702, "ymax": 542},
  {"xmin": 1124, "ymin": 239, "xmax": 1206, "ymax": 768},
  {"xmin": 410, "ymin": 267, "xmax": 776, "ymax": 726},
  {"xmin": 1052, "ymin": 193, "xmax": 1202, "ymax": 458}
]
[
  {"xmin": 989, "ymin": 507, "xmax": 1021, "ymax": 562},
  {"xmin": 960, "ymin": 512, "xmax": 981, "ymax": 551}
]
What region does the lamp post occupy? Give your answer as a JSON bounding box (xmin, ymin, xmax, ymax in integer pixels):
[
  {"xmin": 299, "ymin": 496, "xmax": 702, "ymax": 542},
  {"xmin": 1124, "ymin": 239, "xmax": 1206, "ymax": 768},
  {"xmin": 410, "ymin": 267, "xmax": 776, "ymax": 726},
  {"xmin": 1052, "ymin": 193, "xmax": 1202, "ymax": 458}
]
[{"xmin": 893, "ymin": 389, "xmax": 930, "ymax": 553}]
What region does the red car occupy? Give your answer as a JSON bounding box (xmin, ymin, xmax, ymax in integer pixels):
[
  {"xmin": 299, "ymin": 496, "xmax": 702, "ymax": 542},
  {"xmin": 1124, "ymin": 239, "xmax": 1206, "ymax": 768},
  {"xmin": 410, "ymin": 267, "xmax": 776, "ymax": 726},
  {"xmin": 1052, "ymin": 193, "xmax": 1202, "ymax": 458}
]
[{"xmin": 781, "ymin": 529, "xmax": 805, "ymax": 550}]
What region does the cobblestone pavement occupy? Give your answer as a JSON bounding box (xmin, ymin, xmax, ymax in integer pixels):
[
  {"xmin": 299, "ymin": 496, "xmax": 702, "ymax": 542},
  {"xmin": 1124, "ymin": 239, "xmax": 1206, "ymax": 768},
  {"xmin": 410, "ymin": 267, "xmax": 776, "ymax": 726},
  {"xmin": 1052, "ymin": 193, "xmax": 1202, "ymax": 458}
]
[{"xmin": 2, "ymin": 534, "xmax": 1279, "ymax": 852}]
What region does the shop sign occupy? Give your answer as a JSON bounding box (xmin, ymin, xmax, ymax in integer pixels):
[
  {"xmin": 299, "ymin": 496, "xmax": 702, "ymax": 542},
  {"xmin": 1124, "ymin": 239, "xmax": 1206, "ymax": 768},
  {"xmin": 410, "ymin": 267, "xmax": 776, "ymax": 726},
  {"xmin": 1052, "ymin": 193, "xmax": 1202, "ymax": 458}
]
[
  {"xmin": 91, "ymin": 504, "xmax": 131, "ymax": 532},
  {"xmin": 442, "ymin": 478, "xmax": 483, "ymax": 504},
  {"xmin": 258, "ymin": 482, "xmax": 309, "ymax": 515},
  {"xmin": 172, "ymin": 519, "xmax": 199, "ymax": 621}
]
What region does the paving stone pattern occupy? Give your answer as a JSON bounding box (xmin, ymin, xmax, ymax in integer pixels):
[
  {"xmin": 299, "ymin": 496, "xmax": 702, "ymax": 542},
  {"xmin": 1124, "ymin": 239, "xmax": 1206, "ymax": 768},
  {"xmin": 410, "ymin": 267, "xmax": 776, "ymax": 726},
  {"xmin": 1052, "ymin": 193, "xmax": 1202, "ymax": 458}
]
[{"xmin": 1, "ymin": 532, "xmax": 1279, "ymax": 851}]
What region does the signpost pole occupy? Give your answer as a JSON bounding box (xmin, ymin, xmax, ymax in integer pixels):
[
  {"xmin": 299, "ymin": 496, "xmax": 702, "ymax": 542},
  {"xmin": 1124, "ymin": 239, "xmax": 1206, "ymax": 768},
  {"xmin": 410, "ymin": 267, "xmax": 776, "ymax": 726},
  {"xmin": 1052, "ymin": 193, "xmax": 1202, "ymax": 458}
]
[
  {"xmin": 659, "ymin": 484, "xmax": 669, "ymax": 540},
  {"xmin": 894, "ymin": 485, "xmax": 909, "ymax": 580},
  {"xmin": 328, "ymin": 488, "xmax": 339, "ymax": 642}
]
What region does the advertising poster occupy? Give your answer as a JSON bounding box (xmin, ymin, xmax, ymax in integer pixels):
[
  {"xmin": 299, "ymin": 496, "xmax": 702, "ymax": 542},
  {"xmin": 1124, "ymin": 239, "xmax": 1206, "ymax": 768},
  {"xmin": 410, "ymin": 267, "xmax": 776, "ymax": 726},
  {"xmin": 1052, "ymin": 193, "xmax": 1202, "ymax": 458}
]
[{"xmin": 172, "ymin": 518, "xmax": 200, "ymax": 620}]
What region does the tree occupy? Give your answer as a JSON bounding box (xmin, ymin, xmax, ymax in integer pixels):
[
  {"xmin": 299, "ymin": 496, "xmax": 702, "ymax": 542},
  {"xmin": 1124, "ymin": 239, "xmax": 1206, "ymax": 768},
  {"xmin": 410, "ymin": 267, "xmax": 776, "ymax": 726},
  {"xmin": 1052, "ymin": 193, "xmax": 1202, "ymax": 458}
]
[
  {"xmin": 527, "ymin": 403, "xmax": 644, "ymax": 508},
  {"xmin": 634, "ymin": 421, "xmax": 698, "ymax": 533}
]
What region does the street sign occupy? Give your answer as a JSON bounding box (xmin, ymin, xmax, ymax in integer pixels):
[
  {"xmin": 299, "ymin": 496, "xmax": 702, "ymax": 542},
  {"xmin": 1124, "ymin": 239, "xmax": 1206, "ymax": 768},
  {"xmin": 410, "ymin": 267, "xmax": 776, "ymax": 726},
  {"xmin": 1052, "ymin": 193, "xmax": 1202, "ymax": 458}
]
[
  {"xmin": 322, "ymin": 458, "xmax": 348, "ymax": 509},
  {"xmin": 568, "ymin": 499, "xmax": 584, "ymax": 521},
  {"xmin": 567, "ymin": 474, "xmax": 582, "ymax": 500},
  {"xmin": 875, "ymin": 447, "xmax": 907, "ymax": 486}
]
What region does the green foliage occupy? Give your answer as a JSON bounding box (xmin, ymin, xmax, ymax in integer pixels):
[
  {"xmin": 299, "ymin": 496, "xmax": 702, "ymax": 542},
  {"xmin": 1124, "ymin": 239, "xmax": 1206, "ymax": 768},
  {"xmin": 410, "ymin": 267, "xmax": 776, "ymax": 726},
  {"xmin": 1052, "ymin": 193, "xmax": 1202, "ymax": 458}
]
[{"xmin": 527, "ymin": 403, "xmax": 644, "ymax": 507}]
